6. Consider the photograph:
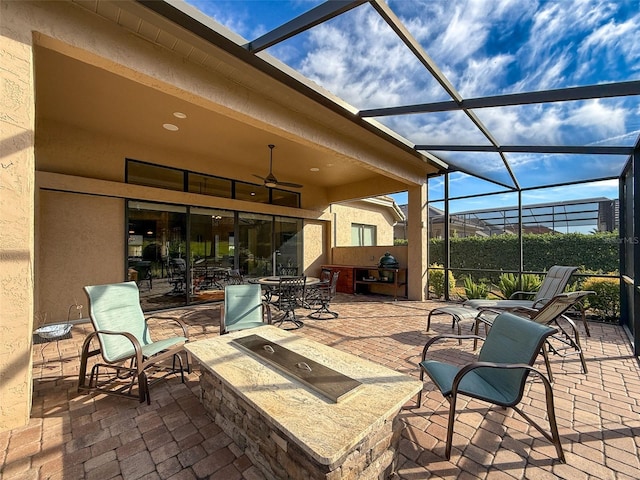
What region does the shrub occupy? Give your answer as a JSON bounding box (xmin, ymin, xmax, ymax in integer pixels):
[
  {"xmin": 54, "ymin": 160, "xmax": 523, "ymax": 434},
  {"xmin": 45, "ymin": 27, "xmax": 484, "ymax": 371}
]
[
  {"xmin": 497, "ymin": 273, "xmax": 542, "ymax": 299},
  {"xmin": 463, "ymin": 276, "xmax": 489, "ymax": 299},
  {"xmin": 582, "ymin": 276, "xmax": 620, "ymax": 319},
  {"xmin": 428, "ymin": 264, "xmax": 455, "ymax": 298}
]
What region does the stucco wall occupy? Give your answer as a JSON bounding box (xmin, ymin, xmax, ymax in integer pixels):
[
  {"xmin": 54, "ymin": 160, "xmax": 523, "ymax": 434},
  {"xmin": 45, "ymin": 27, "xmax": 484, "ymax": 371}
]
[
  {"xmin": 330, "ymin": 202, "xmax": 396, "ymax": 247},
  {"xmin": 331, "ymin": 246, "xmax": 408, "ymax": 268},
  {"xmin": 303, "ymin": 220, "xmax": 329, "ymax": 277},
  {"xmin": 0, "ymin": 0, "xmax": 35, "ymax": 431},
  {"xmin": 36, "ymin": 191, "xmax": 124, "ymax": 324}
]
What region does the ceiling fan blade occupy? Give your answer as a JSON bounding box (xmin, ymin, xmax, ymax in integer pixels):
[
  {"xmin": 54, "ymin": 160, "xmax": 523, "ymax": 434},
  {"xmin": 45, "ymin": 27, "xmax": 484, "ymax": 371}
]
[
  {"xmin": 276, "ymin": 181, "xmax": 303, "ymax": 189},
  {"xmin": 252, "ymin": 174, "xmax": 267, "ymax": 181}
]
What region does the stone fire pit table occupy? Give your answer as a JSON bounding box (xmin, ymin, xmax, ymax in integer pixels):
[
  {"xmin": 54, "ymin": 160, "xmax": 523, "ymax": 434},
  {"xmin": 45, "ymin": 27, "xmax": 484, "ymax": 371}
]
[{"xmin": 185, "ymin": 325, "xmax": 422, "ymax": 480}]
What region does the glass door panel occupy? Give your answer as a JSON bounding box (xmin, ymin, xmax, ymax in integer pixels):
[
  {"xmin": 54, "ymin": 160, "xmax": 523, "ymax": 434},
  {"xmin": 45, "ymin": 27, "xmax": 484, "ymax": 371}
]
[
  {"xmin": 127, "ymin": 201, "xmax": 187, "ymax": 310},
  {"xmin": 190, "ymin": 208, "xmax": 235, "ymax": 302},
  {"xmin": 238, "ymin": 212, "xmax": 273, "ymax": 278},
  {"xmin": 274, "ymin": 217, "xmax": 303, "ymax": 275}
]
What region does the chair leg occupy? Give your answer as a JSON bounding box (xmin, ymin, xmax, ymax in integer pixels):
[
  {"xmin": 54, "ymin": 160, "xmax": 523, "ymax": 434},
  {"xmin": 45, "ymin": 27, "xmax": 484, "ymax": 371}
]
[
  {"xmin": 540, "ymin": 343, "xmax": 554, "ymax": 383},
  {"xmin": 445, "ymin": 394, "xmax": 458, "ymax": 460},
  {"xmin": 512, "ymin": 371, "xmax": 565, "ymax": 463}
]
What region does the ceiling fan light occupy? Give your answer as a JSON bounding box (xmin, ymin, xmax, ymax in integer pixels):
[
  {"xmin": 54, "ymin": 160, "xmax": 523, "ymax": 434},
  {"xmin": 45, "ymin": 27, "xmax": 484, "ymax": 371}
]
[{"xmin": 265, "ymin": 181, "xmax": 277, "ymax": 188}]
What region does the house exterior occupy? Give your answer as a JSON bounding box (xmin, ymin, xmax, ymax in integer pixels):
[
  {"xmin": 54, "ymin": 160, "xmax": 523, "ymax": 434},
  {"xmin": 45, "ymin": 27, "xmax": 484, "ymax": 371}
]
[
  {"xmin": 332, "ymin": 196, "xmax": 405, "ymax": 247},
  {"xmin": 0, "ymin": 0, "xmax": 435, "ymax": 430}
]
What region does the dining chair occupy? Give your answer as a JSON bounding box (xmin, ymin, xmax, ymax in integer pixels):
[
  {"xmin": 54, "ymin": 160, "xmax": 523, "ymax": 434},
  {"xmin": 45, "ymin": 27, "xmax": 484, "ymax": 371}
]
[
  {"xmin": 307, "ymin": 271, "xmax": 340, "ymax": 319},
  {"xmin": 273, "ymin": 275, "xmax": 306, "ymax": 329}
]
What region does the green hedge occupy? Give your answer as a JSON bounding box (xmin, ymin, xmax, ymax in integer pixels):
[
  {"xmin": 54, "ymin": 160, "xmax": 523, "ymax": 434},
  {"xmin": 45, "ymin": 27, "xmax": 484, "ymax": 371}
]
[{"xmin": 429, "ymin": 232, "xmax": 619, "ymax": 280}]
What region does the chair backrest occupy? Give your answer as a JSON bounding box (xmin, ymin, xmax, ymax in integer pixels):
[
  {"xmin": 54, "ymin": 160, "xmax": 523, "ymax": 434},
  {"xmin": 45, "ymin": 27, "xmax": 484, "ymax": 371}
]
[
  {"xmin": 531, "ymin": 291, "xmax": 594, "ymax": 325},
  {"xmin": 279, "ymin": 266, "xmax": 299, "ymax": 276},
  {"xmin": 170, "ymin": 258, "xmax": 187, "ymax": 275},
  {"xmin": 320, "ymin": 268, "xmax": 332, "ymax": 284},
  {"xmin": 227, "ymin": 269, "xmax": 244, "ymax": 285},
  {"xmin": 223, "ymin": 284, "xmax": 263, "ymax": 331},
  {"xmin": 477, "ymin": 311, "xmax": 556, "ymax": 405},
  {"xmin": 278, "ymin": 276, "xmax": 306, "ymax": 309},
  {"xmin": 84, "ymin": 281, "xmax": 151, "ymax": 363},
  {"xmin": 534, "ymin": 266, "xmax": 577, "ymax": 302},
  {"xmin": 328, "ymin": 271, "xmax": 340, "ymax": 296}
]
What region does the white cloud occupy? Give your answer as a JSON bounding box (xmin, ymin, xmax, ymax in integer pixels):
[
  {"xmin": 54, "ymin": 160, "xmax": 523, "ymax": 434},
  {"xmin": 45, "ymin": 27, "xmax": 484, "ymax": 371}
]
[{"xmin": 185, "ymin": 0, "xmax": 639, "ymax": 190}]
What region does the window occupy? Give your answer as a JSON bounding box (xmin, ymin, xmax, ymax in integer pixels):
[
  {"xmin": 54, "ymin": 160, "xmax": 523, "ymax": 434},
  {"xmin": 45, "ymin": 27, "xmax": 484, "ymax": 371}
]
[
  {"xmin": 127, "ymin": 160, "xmax": 184, "ymax": 191},
  {"xmin": 126, "ymin": 159, "xmax": 300, "ymax": 207},
  {"xmin": 351, "ymin": 223, "xmax": 376, "ymax": 246},
  {"xmin": 188, "ymin": 173, "xmax": 232, "ymax": 198}
]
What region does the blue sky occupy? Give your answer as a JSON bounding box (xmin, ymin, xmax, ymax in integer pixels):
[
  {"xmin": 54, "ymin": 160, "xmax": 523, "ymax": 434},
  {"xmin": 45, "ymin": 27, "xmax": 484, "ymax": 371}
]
[{"xmin": 184, "ymin": 0, "xmax": 639, "ymax": 210}]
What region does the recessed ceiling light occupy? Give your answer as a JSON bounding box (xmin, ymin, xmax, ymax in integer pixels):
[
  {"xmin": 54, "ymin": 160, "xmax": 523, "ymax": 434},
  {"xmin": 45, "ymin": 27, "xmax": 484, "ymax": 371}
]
[
  {"xmin": 310, "ymin": 167, "xmax": 320, "ymax": 172},
  {"xmin": 250, "ymin": 192, "xmax": 256, "ymax": 196},
  {"xmin": 163, "ymin": 123, "xmax": 179, "ymax": 131},
  {"xmin": 326, "ymin": 163, "xmax": 334, "ymax": 167},
  {"xmin": 173, "ymin": 112, "xmax": 187, "ymax": 119}
]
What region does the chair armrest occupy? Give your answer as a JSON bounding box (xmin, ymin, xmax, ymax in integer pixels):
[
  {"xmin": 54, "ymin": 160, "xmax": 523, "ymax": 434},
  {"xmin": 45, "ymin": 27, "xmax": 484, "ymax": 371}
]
[
  {"xmin": 93, "ymin": 329, "xmax": 145, "ymax": 367},
  {"xmin": 421, "ymin": 334, "xmax": 485, "ymax": 362},
  {"xmin": 262, "ymin": 301, "xmax": 273, "ymax": 324},
  {"xmin": 509, "ymin": 290, "xmax": 536, "ymax": 300},
  {"xmin": 451, "ymin": 361, "xmax": 549, "ymax": 399},
  {"xmin": 502, "ymin": 305, "xmax": 538, "ymax": 318},
  {"xmin": 146, "ymin": 315, "xmax": 190, "ymax": 339}
]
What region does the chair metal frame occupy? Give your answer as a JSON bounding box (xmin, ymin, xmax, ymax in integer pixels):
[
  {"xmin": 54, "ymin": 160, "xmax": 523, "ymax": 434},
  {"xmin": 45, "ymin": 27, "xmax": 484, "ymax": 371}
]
[
  {"xmin": 307, "ymin": 271, "xmax": 340, "ymax": 319},
  {"xmin": 474, "ymin": 291, "xmax": 593, "ymax": 382},
  {"xmin": 418, "ymin": 312, "xmax": 564, "ymax": 462},
  {"xmin": 465, "ymin": 266, "xmax": 591, "ymax": 337},
  {"xmin": 273, "ymin": 275, "xmax": 306, "ymax": 329},
  {"xmin": 78, "ymin": 282, "xmax": 190, "ymax": 405}
]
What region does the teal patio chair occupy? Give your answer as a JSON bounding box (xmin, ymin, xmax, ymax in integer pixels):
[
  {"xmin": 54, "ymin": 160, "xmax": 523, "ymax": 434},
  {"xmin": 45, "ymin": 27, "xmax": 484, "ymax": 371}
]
[
  {"xmin": 78, "ymin": 281, "xmax": 190, "ymax": 404},
  {"xmin": 464, "ymin": 266, "xmax": 590, "ymax": 336},
  {"xmin": 220, "ymin": 284, "xmax": 272, "ymax": 335},
  {"xmin": 474, "ymin": 290, "xmax": 594, "ymax": 382},
  {"xmin": 465, "ymin": 265, "xmax": 578, "ymax": 310},
  {"xmin": 418, "ymin": 311, "xmax": 564, "ymax": 462}
]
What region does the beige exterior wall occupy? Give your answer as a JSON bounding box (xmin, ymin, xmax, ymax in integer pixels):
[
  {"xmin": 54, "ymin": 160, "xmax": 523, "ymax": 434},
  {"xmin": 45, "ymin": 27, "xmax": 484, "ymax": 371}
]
[
  {"xmin": 0, "ymin": 2, "xmax": 36, "ymax": 431},
  {"xmin": 303, "ymin": 220, "xmax": 329, "ymax": 278},
  {"xmin": 36, "ymin": 191, "xmax": 124, "ymax": 324},
  {"xmin": 330, "ymin": 202, "xmax": 397, "ymax": 247},
  {"xmin": 332, "ymin": 246, "xmax": 408, "ymax": 268}
]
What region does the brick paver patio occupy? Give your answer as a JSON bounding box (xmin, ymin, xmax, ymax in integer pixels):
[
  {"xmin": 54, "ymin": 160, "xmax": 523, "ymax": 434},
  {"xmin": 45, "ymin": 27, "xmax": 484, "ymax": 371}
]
[{"xmin": 2, "ymin": 294, "xmax": 639, "ymax": 479}]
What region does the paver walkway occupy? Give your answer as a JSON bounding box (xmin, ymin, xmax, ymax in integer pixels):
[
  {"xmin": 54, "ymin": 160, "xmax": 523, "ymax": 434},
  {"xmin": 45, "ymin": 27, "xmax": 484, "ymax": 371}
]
[{"xmin": 2, "ymin": 294, "xmax": 639, "ymax": 479}]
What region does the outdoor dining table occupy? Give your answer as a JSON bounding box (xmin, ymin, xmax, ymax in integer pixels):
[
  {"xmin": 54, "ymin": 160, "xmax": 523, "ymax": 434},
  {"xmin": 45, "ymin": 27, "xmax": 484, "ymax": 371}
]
[{"xmin": 252, "ymin": 275, "xmax": 320, "ymax": 301}]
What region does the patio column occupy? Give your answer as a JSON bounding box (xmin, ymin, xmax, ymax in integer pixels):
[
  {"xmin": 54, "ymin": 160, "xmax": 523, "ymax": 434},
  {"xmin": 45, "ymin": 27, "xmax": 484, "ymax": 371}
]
[
  {"xmin": 0, "ymin": 1, "xmax": 35, "ymax": 431},
  {"xmin": 406, "ymin": 184, "xmax": 428, "ymax": 300}
]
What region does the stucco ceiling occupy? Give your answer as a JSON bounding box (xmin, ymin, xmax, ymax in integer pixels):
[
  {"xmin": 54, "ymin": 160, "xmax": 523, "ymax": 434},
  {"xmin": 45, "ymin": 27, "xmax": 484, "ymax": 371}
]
[{"xmin": 35, "ymin": 46, "xmax": 382, "ymax": 191}]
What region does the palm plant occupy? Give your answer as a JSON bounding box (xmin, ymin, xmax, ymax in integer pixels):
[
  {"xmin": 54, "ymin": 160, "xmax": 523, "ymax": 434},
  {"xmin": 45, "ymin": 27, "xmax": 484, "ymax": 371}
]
[{"xmin": 497, "ymin": 273, "xmax": 542, "ymax": 299}]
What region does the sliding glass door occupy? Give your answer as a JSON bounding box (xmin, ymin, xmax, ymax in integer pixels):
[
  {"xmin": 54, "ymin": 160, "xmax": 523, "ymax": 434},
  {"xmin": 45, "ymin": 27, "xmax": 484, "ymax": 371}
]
[
  {"xmin": 127, "ymin": 201, "xmax": 187, "ymax": 309},
  {"xmin": 238, "ymin": 212, "xmax": 274, "ymax": 277},
  {"xmin": 128, "ymin": 202, "xmax": 304, "ymax": 310}
]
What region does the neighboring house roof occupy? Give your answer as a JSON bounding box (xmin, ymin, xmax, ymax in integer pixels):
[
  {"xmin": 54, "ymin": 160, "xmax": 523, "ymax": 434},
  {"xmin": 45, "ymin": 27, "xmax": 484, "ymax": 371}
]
[{"xmin": 339, "ymin": 197, "xmax": 405, "ymax": 223}]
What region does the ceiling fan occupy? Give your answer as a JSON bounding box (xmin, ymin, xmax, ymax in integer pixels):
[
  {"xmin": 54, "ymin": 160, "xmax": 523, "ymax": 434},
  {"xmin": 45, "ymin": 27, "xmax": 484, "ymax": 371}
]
[{"xmin": 253, "ymin": 144, "xmax": 303, "ymax": 189}]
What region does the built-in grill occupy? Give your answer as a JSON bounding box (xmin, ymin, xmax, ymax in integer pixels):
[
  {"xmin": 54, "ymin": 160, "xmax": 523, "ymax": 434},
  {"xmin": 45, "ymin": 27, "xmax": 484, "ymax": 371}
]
[
  {"xmin": 378, "ymin": 251, "xmax": 399, "ymax": 269},
  {"xmin": 232, "ymin": 335, "xmax": 362, "ymax": 402}
]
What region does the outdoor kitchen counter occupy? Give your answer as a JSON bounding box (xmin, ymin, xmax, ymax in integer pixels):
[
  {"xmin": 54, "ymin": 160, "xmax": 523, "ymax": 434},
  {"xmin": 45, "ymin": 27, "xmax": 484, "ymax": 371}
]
[{"xmin": 185, "ymin": 325, "xmax": 422, "ymax": 479}]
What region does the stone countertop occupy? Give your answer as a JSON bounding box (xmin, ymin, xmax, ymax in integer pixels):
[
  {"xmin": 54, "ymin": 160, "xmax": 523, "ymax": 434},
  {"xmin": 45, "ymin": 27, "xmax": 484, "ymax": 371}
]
[{"xmin": 185, "ymin": 325, "xmax": 423, "ymax": 466}]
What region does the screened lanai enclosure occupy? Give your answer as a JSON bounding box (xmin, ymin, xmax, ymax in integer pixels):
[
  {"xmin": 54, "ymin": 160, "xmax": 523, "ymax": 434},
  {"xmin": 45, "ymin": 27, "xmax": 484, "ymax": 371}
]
[{"xmin": 138, "ymin": 0, "xmax": 640, "ymax": 353}]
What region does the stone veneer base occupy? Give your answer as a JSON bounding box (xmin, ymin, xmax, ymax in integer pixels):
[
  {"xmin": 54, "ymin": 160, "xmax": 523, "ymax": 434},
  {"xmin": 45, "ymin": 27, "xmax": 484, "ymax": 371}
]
[
  {"xmin": 185, "ymin": 326, "xmax": 422, "ymax": 480},
  {"xmin": 200, "ymin": 369, "xmax": 403, "ymax": 480}
]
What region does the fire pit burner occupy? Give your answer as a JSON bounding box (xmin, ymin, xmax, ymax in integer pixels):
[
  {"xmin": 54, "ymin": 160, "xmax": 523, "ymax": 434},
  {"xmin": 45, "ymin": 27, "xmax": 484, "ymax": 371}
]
[{"xmin": 232, "ymin": 334, "xmax": 361, "ymax": 402}]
